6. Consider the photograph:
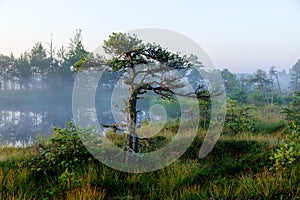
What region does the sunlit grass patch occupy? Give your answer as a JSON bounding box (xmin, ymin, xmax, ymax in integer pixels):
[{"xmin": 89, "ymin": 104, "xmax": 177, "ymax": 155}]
[{"xmin": 0, "ymin": 146, "xmax": 35, "ymax": 161}]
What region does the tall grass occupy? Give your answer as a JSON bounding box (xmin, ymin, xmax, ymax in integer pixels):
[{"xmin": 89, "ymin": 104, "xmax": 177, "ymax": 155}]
[
  {"xmin": 0, "ymin": 148, "xmax": 299, "ymax": 199},
  {"xmin": 0, "ymin": 105, "xmax": 299, "ymax": 199},
  {"xmin": 254, "ymin": 104, "xmax": 286, "ymax": 133}
]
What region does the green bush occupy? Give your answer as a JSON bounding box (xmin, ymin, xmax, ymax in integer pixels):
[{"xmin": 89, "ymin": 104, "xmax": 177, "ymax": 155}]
[
  {"xmin": 271, "ymin": 93, "xmax": 300, "ymax": 169},
  {"xmin": 270, "ymin": 123, "xmax": 300, "ymax": 170},
  {"xmin": 282, "ymin": 92, "xmax": 300, "ymax": 125},
  {"xmin": 224, "ymin": 99, "xmax": 257, "ymax": 134},
  {"xmin": 24, "ymin": 122, "xmax": 100, "ymax": 177}
]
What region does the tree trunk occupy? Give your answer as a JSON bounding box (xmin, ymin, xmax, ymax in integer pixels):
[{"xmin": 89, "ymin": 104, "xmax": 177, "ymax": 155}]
[
  {"xmin": 275, "ymin": 75, "xmax": 281, "ymax": 94},
  {"xmin": 123, "ymin": 67, "xmax": 140, "ymax": 162},
  {"xmin": 203, "ymin": 106, "xmax": 207, "ymax": 129},
  {"xmin": 270, "ymin": 78, "xmax": 274, "ymax": 105},
  {"xmin": 128, "ymin": 93, "xmax": 138, "ymax": 152},
  {"xmin": 259, "ymin": 81, "xmax": 270, "ymax": 104},
  {"xmin": 296, "ymin": 73, "xmax": 299, "ymax": 92}
]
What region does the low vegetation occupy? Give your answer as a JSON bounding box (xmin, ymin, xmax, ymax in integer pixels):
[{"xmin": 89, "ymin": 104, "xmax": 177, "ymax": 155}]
[{"xmin": 0, "ymin": 102, "xmax": 299, "ymax": 199}]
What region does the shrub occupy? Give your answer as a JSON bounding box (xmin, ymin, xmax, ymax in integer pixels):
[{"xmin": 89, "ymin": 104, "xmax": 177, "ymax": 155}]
[
  {"xmin": 270, "ymin": 123, "xmax": 300, "ymax": 170},
  {"xmin": 282, "ymin": 92, "xmax": 300, "ymax": 124},
  {"xmin": 271, "ymin": 93, "xmax": 300, "ymax": 169},
  {"xmin": 25, "ymin": 122, "xmax": 101, "ymax": 177},
  {"xmin": 224, "ymin": 99, "xmax": 256, "ymax": 134}
]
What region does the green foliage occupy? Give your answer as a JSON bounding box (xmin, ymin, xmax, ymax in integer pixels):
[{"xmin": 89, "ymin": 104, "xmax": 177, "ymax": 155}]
[
  {"xmin": 30, "ymin": 42, "xmax": 47, "ymax": 63},
  {"xmin": 290, "ymin": 59, "xmax": 300, "ymax": 92},
  {"xmin": 15, "ymin": 52, "xmax": 32, "ymax": 89},
  {"xmin": 103, "ymin": 32, "xmax": 143, "ymax": 57},
  {"xmin": 254, "ymin": 120, "xmax": 285, "ymax": 134},
  {"xmin": 105, "ymin": 130, "xmax": 126, "ymax": 148},
  {"xmin": 253, "ymin": 104, "xmax": 285, "ymax": 133},
  {"xmin": 224, "ymin": 99, "xmax": 257, "ymax": 134},
  {"xmin": 101, "ymin": 32, "xmax": 197, "ymax": 156},
  {"xmin": 104, "ymin": 33, "xmax": 192, "ymax": 73},
  {"xmin": 25, "ymin": 122, "xmax": 98, "ymax": 177},
  {"xmin": 270, "ymin": 92, "xmax": 300, "ymax": 169},
  {"xmin": 1, "ymin": 126, "xmax": 300, "ymax": 199},
  {"xmin": 230, "ymin": 87, "xmax": 248, "ymax": 103},
  {"xmin": 163, "ymin": 118, "xmax": 180, "ymax": 133},
  {"xmin": 282, "ymin": 92, "xmax": 300, "ymax": 124},
  {"xmin": 60, "ymin": 29, "xmax": 88, "ymax": 87},
  {"xmin": 197, "ymin": 92, "xmax": 211, "ymax": 129},
  {"xmin": 248, "ymin": 69, "xmax": 272, "ymax": 97},
  {"xmin": 247, "ymin": 88, "xmax": 266, "ymax": 106},
  {"xmin": 0, "ymin": 29, "xmax": 90, "ymax": 91},
  {"xmin": 221, "ymin": 68, "xmax": 248, "ymax": 103},
  {"xmin": 150, "ymin": 98, "xmax": 181, "ymax": 118},
  {"xmin": 270, "ymin": 123, "xmax": 300, "ymax": 169}
]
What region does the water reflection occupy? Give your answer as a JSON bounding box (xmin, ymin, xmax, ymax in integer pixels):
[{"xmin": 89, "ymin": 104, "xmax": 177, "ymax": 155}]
[
  {"xmin": 0, "ymin": 87, "xmax": 156, "ymax": 146},
  {"xmin": 0, "ymin": 108, "xmax": 72, "ymax": 146},
  {"xmin": 0, "ymin": 106, "xmax": 123, "ymax": 146}
]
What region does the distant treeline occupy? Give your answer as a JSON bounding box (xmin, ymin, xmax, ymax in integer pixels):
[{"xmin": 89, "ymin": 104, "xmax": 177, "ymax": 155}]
[
  {"xmin": 219, "ymin": 67, "xmax": 296, "ymax": 105},
  {"xmin": 0, "ymin": 29, "xmax": 300, "ymax": 106},
  {"xmin": 0, "ymin": 29, "xmax": 87, "ymax": 91}
]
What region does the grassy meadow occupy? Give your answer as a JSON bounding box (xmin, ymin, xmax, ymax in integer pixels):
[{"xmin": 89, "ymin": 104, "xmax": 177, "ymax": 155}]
[{"xmin": 0, "ymin": 104, "xmax": 299, "ymax": 200}]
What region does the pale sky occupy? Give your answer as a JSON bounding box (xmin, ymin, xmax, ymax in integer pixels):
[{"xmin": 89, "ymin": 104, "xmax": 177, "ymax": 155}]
[{"xmin": 0, "ymin": 0, "xmax": 300, "ymax": 73}]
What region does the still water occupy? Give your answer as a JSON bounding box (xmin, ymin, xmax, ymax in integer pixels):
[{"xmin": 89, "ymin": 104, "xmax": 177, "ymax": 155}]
[
  {"xmin": 0, "ymin": 107, "xmax": 72, "ymax": 146},
  {"xmin": 0, "ymin": 103, "xmax": 150, "ymax": 146}
]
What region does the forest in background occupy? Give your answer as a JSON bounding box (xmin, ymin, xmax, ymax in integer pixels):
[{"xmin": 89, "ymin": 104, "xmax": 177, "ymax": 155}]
[{"xmin": 0, "ymin": 29, "xmax": 299, "ymax": 104}]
